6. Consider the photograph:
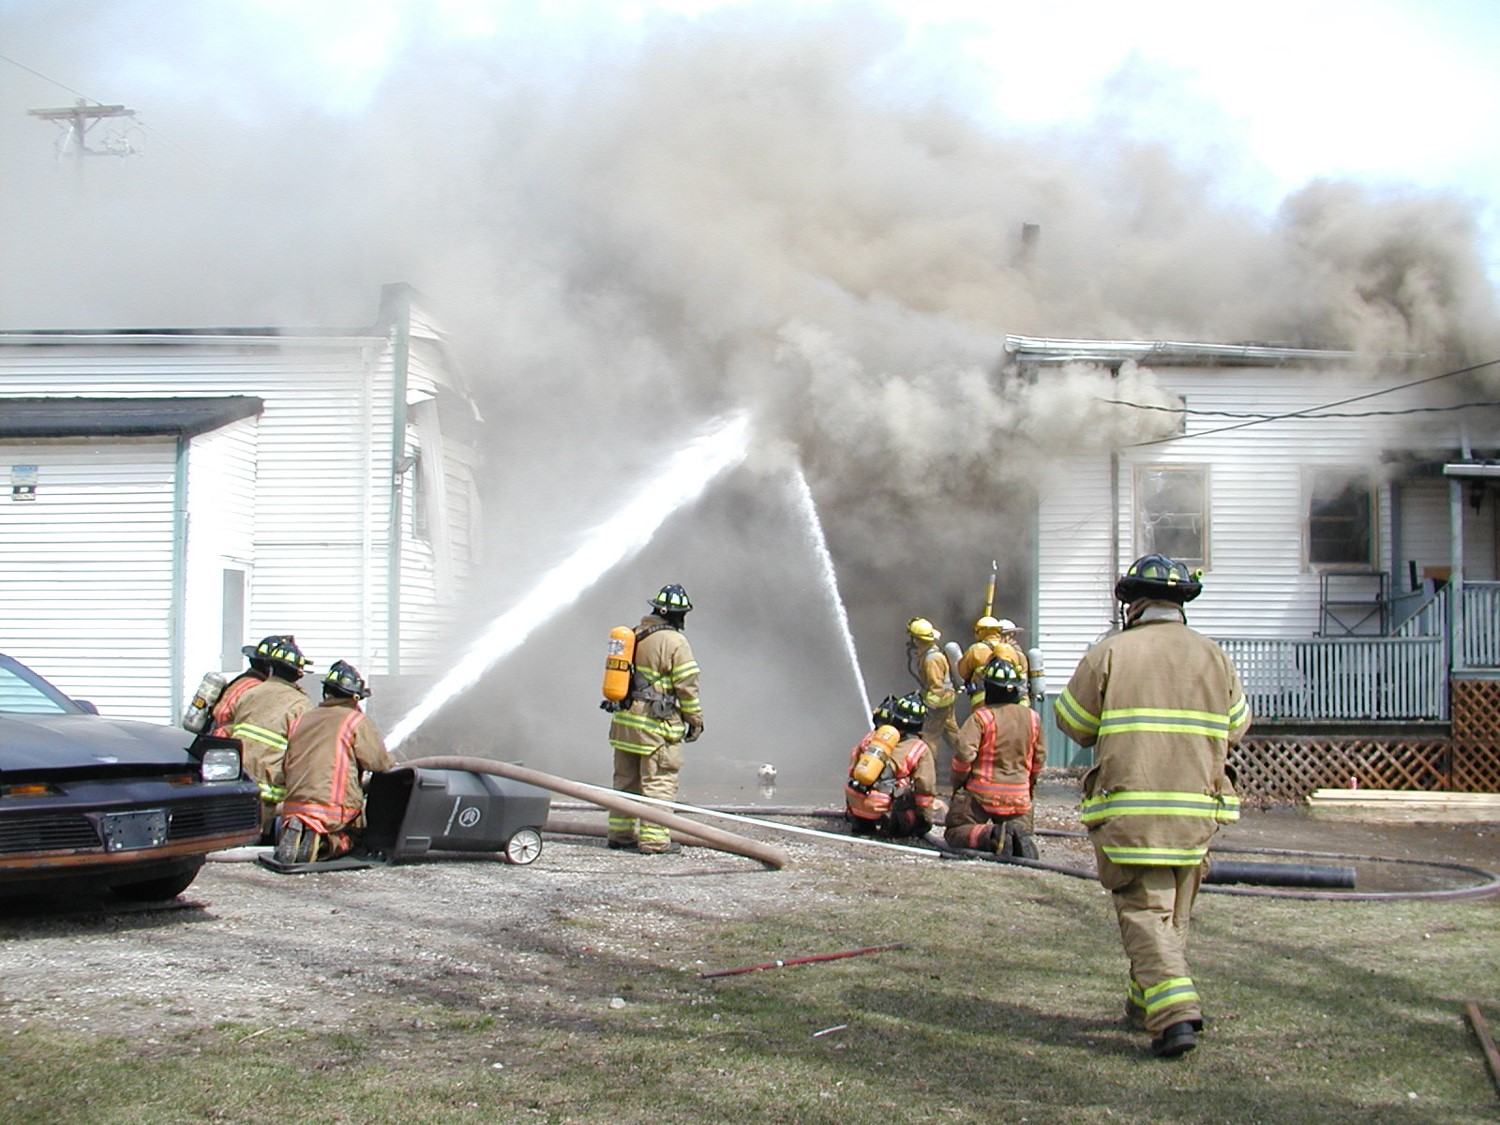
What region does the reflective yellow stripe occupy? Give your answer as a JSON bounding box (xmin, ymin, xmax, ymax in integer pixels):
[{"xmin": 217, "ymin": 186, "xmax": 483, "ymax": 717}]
[
  {"xmin": 1100, "ymin": 844, "xmax": 1209, "ymax": 865},
  {"xmin": 258, "ymin": 781, "xmax": 286, "ymax": 802},
  {"xmin": 231, "ymin": 722, "xmax": 289, "ymax": 751},
  {"xmin": 1098, "ymin": 707, "xmax": 1230, "ymax": 737},
  {"xmin": 1082, "ymin": 790, "xmax": 1240, "ymax": 822},
  {"xmin": 1055, "ymin": 688, "xmax": 1098, "ymax": 737},
  {"xmin": 1142, "ymin": 977, "xmax": 1199, "ymax": 1014}
]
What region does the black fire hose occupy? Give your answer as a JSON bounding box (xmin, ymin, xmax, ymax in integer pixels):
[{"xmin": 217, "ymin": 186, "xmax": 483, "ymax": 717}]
[{"xmin": 1204, "ymin": 860, "xmax": 1355, "ymax": 889}]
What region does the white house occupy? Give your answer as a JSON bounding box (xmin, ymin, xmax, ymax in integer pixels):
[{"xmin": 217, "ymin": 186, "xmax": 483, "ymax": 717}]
[
  {"xmin": 1007, "ymin": 335, "xmax": 1500, "ymax": 789},
  {"xmin": 0, "ymin": 284, "xmax": 482, "ymax": 724}
]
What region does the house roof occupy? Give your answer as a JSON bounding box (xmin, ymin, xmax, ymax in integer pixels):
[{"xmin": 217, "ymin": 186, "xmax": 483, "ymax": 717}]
[
  {"xmin": 1004, "ymin": 335, "xmax": 1364, "ymax": 367},
  {"xmin": 0, "ymin": 396, "xmax": 264, "ymax": 439}
]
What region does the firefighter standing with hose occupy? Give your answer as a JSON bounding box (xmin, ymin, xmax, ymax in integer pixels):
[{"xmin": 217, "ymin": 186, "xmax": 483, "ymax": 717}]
[
  {"xmin": 956, "ymin": 617, "xmax": 1030, "ymax": 709},
  {"xmin": 219, "ymin": 636, "xmax": 312, "ymax": 840},
  {"xmin": 906, "ymin": 617, "xmax": 959, "ymax": 758},
  {"xmin": 276, "ymin": 661, "xmax": 394, "ymax": 864},
  {"xmin": 1056, "ymin": 555, "xmax": 1250, "ymax": 1060},
  {"xmin": 604, "ymin": 584, "xmax": 703, "ymax": 855},
  {"xmin": 945, "ymin": 656, "xmax": 1044, "ymax": 859}
]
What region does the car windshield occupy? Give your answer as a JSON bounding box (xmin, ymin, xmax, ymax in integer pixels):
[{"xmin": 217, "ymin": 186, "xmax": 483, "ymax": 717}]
[{"xmin": 0, "ymin": 657, "xmax": 79, "ymax": 714}]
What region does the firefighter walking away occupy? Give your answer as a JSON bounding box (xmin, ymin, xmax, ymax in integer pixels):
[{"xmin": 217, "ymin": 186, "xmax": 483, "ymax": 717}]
[{"xmin": 1056, "ymin": 555, "xmax": 1249, "ymax": 1060}]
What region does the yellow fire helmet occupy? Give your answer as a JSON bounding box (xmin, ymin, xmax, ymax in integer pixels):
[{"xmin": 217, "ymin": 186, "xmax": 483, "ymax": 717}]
[
  {"xmin": 973, "ymin": 616, "xmax": 1003, "ymax": 639},
  {"xmin": 907, "ymin": 617, "xmax": 940, "ymax": 643}
]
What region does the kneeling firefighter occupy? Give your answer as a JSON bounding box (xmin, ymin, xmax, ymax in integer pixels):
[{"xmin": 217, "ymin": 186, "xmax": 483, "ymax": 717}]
[
  {"xmin": 216, "ymin": 636, "xmax": 312, "ymax": 838},
  {"xmin": 604, "ymin": 584, "xmax": 703, "ymax": 855},
  {"xmin": 945, "ymin": 656, "xmax": 1044, "ymax": 859},
  {"xmin": 276, "ymin": 661, "xmax": 394, "ymax": 864},
  {"xmin": 844, "ymin": 692, "xmax": 936, "ymax": 839}
]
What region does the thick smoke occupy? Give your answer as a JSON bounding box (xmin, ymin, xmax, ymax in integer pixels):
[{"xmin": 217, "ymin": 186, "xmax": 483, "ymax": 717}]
[{"xmin": 2, "ymin": 3, "xmax": 1497, "ymax": 792}]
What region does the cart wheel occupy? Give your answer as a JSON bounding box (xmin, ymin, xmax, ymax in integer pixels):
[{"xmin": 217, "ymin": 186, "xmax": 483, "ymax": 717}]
[{"xmin": 504, "ymin": 827, "xmax": 543, "ymax": 866}]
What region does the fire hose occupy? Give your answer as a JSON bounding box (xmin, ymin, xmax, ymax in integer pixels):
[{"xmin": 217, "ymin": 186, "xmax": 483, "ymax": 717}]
[{"xmin": 399, "ymin": 756, "xmax": 789, "ymax": 870}]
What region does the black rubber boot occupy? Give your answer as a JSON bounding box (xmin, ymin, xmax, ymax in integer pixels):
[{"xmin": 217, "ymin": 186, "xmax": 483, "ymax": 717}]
[{"xmin": 1150, "ymin": 1020, "xmax": 1198, "ymax": 1059}]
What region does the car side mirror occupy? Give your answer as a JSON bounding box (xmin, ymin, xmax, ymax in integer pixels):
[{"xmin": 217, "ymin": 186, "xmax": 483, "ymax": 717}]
[{"xmin": 73, "ymin": 699, "xmax": 100, "ymax": 715}]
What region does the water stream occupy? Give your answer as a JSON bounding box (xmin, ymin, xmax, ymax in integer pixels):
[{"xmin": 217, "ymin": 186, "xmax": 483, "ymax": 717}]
[
  {"xmin": 789, "ymin": 463, "xmax": 871, "ymax": 725},
  {"xmin": 387, "ymin": 411, "xmax": 752, "ymax": 750}
]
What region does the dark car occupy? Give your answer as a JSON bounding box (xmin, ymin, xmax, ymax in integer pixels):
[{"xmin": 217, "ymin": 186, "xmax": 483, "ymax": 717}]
[{"xmin": 0, "ymin": 652, "xmax": 261, "ymax": 901}]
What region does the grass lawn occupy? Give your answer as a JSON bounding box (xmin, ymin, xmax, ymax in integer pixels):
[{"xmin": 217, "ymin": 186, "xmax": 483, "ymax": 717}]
[{"xmin": 2, "ymin": 854, "xmax": 1497, "ymax": 1124}]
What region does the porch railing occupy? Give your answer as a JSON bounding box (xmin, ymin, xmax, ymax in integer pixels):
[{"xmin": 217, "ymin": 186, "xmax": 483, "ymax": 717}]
[
  {"xmin": 1215, "ymin": 635, "xmax": 1449, "ymax": 722},
  {"xmin": 1462, "ymin": 581, "xmax": 1500, "ymax": 668}
]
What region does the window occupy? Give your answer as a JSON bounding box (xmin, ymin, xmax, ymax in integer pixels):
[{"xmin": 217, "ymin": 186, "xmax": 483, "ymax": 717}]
[
  {"xmin": 1307, "ymin": 469, "xmax": 1374, "ymax": 567},
  {"xmin": 220, "ymin": 570, "xmax": 246, "ymax": 672},
  {"xmin": 1135, "ymin": 465, "xmax": 1207, "ymax": 569}
]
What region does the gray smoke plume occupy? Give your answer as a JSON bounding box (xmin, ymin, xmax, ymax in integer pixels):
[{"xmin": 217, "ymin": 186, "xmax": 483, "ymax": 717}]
[{"xmin": 2, "ymin": 3, "xmax": 1496, "ymax": 793}]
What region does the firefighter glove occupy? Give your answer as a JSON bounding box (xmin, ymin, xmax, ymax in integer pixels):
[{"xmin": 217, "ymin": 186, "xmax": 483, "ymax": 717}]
[{"xmin": 684, "ymin": 714, "xmax": 704, "ymax": 742}]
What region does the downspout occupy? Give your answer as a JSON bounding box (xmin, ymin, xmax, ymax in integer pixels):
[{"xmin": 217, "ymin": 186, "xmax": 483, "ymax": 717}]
[
  {"xmin": 171, "ymin": 435, "xmax": 190, "ymax": 724},
  {"xmin": 387, "ymin": 288, "xmax": 412, "ymax": 676}
]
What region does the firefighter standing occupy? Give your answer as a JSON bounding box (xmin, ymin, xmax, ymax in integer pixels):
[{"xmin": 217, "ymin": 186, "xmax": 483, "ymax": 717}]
[
  {"xmin": 956, "ymin": 617, "xmax": 1030, "ymax": 708},
  {"xmin": 845, "ymin": 692, "xmax": 936, "ymax": 838},
  {"xmin": 606, "ymin": 584, "xmax": 703, "ymax": 855},
  {"xmin": 220, "ymin": 636, "xmax": 312, "ymax": 839},
  {"xmin": 276, "ymin": 661, "xmax": 393, "ymax": 865},
  {"xmin": 906, "ymin": 617, "xmax": 959, "ymax": 757},
  {"xmin": 945, "ymin": 656, "xmax": 1044, "ymax": 858},
  {"xmin": 1056, "ymin": 555, "xmax": 1250, "ymax": 1060}
]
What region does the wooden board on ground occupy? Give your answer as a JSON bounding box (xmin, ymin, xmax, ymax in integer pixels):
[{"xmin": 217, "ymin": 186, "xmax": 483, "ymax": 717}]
[{"xmin": 1306, "ymin": 789, "xmax": 1500, "ymax": 823}]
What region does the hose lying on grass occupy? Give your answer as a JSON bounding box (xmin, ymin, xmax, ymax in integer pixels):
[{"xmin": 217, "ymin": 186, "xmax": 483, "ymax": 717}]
[{"xmin": 400, "ymin": 756, "xmax": 789, "ymax": 870}]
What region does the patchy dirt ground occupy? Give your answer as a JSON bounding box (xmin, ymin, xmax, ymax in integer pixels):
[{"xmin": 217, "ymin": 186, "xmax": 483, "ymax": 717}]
[{"xmin": 1, "ymin": 775, "xmax": 1496, "ymax": 1043}]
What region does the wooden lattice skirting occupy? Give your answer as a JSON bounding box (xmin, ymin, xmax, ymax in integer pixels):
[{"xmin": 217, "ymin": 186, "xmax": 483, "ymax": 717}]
[{"xmin": 1232, "ymin": 736, "xmax": 1500, "ymax": 806}]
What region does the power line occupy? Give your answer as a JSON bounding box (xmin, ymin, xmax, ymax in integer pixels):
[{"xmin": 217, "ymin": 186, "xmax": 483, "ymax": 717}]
[
  {"xmin": 1102, "ymin": 398, "xmax": 1500, "ymax": 421},
  {"xmin": 1123, "ymin": 356, "xmax": 1500, "ymax": 448}
]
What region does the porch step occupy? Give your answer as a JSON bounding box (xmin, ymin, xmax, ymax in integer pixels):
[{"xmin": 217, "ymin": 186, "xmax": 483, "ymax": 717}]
[{"xmin": 1307, "ymin": 788, "xmax": 1500, "ymax": 823}]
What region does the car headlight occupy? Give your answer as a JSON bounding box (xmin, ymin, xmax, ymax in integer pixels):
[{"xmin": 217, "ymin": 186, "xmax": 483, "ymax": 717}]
[{"xmin": 199, "ymin": 746, "xmax": 242, "ymax": 782}]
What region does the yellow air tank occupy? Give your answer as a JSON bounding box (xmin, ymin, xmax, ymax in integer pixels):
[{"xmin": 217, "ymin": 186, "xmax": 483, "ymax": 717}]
[
  {"xmin": 849, "ymin": 724, "xmax": 901, "ymax": 790},
  {"xmin": 602, "ymin": 625, "xmax": 636, "ymax": 703}
]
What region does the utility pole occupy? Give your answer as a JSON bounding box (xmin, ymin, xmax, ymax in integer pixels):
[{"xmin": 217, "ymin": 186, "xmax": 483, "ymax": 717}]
[{"xmin": 27, "ymin": 98, "xmax": 137, "ymax": 162}]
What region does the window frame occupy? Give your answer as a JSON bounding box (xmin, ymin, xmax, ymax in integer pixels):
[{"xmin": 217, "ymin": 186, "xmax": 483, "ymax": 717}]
[
  {"xmin": 1133, "ymin": 463, "xmax": 1209, "ymax": 571},
  {"xmin": 1304, "ymin": 467, "xmax": 1377, "ymax": 570}
]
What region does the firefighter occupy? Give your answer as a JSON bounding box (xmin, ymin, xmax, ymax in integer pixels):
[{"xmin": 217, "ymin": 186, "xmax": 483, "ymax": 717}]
[
  {"xmin": 906, "ymin": 617, "xmax": 959, "ymax": 757},
  {"xmin": 606, "ymin": 584, "xmax": 703, "ymax": 855},
  {"xmin": 843, "ymin": 694, "xmax": 898, "ymax": 823},
  {"xmin": 1056, "ymin": 555, "xmax": 1250, "ymax": 1060},
  {"xmin": 844, "ymin": 693, "xmax": 936, "ymax": 839},
  {"xmin": 945, "ymin": 656, "xmax": 1044, "ymax": 858},
  {"xmin": 275, "ymin": 661, "xmax": 394, "ymax": 865},
  {"xmin": 956, "ymin": 617, "xmax": 1030, "ymax": 708},
  {"xmin": 208, "ymin": 634, "xmax": 295, "ymax": 738},
  {"xmin": 219, "ymin": 636, "xmax": 312, "ymax": 839}
]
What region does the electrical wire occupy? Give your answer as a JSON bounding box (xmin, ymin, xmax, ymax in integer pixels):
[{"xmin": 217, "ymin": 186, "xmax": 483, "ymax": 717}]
[{"xmin": 1122, "ymin": 355, "xmax": 1500, "ymax": 448}]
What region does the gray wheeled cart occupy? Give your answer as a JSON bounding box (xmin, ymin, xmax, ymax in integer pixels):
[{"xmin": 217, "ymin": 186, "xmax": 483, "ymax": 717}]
[{"xmin": 362, "ymin": 766, "xmax": 552, "ymax": 865}]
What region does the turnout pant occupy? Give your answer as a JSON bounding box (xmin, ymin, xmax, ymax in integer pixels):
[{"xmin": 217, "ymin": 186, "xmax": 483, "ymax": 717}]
[
  {"xmin": 1097, "ymin": 854, "xmax": 1206, "ymax": 1034},
  {"xmin": 609, "ymin": 741, "xmax": 683, "ymax": 852}
]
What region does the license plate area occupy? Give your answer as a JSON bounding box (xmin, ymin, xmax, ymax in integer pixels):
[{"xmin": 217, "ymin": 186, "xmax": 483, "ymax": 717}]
[{"xmin": 100, "ymin": 809, "xmax": 170, "ymax": 852}]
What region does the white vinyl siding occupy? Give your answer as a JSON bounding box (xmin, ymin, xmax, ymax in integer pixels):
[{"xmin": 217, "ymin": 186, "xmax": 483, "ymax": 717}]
[
  {"xmin": 0, "ymin": 439, "xmax": 177, "ymax": 721},
  {"xmin": 1037, "ymin": 363, "xmax": 1446, "ymax": 688},
  {"xmin": 183, "ymin": 416, "xmax": 258, "ymax": 679}
]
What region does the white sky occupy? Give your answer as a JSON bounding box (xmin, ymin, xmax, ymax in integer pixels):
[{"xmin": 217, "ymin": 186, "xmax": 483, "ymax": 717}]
[{"xmin": 235, "ymin": 0, "xmax": 1500, "ymax": 273}]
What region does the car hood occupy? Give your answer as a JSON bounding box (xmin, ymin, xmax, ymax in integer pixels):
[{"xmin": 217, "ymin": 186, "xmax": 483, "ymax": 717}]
[{"xmin": 0, "ymin": 713, "xmax": 196, "ymax": 773}]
